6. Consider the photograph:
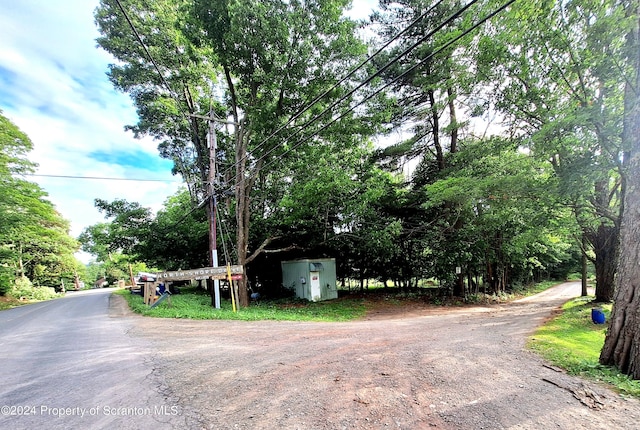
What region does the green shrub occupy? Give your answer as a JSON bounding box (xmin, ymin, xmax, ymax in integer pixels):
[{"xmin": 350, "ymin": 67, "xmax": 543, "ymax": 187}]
[
  {"xmin": 0, "ymin": 271, "xmax": 11, "ymax": 296},
  {"xmin": 116, "ymin": 287, "xmax": 367, "ymax": 321},
  {"xmin": 8, "ymin": 276, "xmax": 58, "ymax": 301}
]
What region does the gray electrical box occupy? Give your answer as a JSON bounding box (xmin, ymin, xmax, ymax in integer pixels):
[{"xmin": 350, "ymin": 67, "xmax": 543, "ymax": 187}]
[{"xmin": 281, "ymin": 258, "xmax": 337, "ymax": 302}]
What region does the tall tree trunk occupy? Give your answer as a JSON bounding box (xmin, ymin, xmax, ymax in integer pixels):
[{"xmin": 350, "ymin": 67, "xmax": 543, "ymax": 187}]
[
  {"xmin": 592, "ymin": 223, "xmax": 620, "ymax": 302},
  {"xmin": 581, "ymin": 234, "xmax": 588, "ymax": 297},
  {"xmin": 447, "ymin": 86, "xmax": 458, "ymax": 154},
  {"xmin": 17, "ymin": 244, "xmax": 25, "ymax": 278},
  {"xmin": 599, "ymin": 108, "xmax": 640, "ymax": 375},
  {"xmin": 235, "ymin": 131, "xmax": 250, "ymax": 308},
  {"xmin": 453, "ymin": 272, "xmax": 464, "ymax": 297},
  {"xmin": 600, "ymin": 10, "xmax": 640, "ymax": 376},
  {"xmin": 587, "ymin": 175, "xmax": 622, "ymax": 303}
]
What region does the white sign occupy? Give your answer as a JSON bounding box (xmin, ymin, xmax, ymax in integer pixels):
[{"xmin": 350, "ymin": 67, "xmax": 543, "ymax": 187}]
[{"xmin": 156, "ymin": 266, "xmax": 243, "ymax": 282}]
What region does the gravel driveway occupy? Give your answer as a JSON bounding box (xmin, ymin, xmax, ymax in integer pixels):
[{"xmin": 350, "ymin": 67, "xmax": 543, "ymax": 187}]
[{"xmin": 119, "ymin": 282, "xmax": 640, "ymax": 429}]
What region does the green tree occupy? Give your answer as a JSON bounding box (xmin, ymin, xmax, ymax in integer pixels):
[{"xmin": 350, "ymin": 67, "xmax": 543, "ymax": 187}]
[
  {"xmin": 423, "ymin": 139, "xmax": 577, "ymax": 293},
  {"xmin": 371, "ymin": 0, "xmax": 473, "ymax": 171},
  {"xmin": 195, "ymin": 0, "xmax": 382, "ymax": 306},
  {"xmin": 599, "ymin": 0, "xmax": 640, "ymax": 379},
  {"xmin": 79, "ymin": 199, "xmax": 152, "ymax": 257},
  {"xmin": 78, "ymin": 190, "xmax": 208, "ymax": 274},
  {"xmin": 0, "ymin": 110, "xmax": 37, "ymax": 293},
  {"xmin": 262, "ymin": 141, "xmax": 403, "ymax": 290},
  {"xmin": 95, "ymin": 0, "xmax": 219, "ymax": 299},
  {"xmin": 477, "ymin": 0, "xmax": 631, "ymax": 301},
  {"xmin": 0, "ymin": 111, "xmax": 81, "ymax": 293},
  {"xmin": 78, "ymin": 198, "xmax": 156, "ymax": 282},
  {"xmin": 140, "ymin": 190, "xmax": 209, "ymax": 270},
  {"xmin": 370, "ymin": 0, "xmax": 495, "ymax": 295},
  {"xmin": 0, "ymin": 111, "xmax": 36, "ymax": 176},
  {"xmin": 95, "ymin": 0, "xmax": 215, "ymax": 203},
  {"xmin": 96, "ymin": 0, "xmax": 380, "ymax": 306}
]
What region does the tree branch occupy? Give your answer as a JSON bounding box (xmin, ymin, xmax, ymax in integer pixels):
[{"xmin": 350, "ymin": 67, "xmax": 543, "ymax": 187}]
[{"xmin": 245, "ymin": 236, "xmax": 300, "ymax": 265}]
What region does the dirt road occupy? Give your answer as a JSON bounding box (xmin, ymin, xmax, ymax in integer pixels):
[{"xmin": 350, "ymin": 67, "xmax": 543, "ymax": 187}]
[{"xmin": 126, "ymin": 282, "xmax": 640, "ymax": 429}]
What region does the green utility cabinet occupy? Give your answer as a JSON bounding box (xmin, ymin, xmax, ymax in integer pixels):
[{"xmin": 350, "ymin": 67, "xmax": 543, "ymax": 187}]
[{"xmin": 281, "ymin": 258, "xmax": 337, "ymax": 302}]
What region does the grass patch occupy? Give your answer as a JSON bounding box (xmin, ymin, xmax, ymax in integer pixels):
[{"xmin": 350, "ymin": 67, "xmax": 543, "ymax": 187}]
[
  {"xmin": 0, "ymin": 295, "xmax": 26, "ymax": 310},
  {"xmin": 116, "ymin": 287, "xmax": 367, "ymax": 322},
  {"xmin": 529, "ymin": 296, "xmax": 640, "ymax": 397},
  {"xmin": 116, "ymin": 280, "xmax": 566, "ymax": 321}
]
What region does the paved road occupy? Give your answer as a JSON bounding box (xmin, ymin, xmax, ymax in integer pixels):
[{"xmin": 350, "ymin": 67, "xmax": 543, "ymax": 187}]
[
  {"xmin": 0, "ymin": 289, "xmax": 187, "ymax": 429},
  {"xmin": 3, "ymin": 283, "xmax": 639, "ymax": 429}
]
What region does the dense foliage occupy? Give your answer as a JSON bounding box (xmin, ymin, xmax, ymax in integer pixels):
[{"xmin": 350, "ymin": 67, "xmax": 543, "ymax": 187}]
[
  {"xmin": 94, "ymin": 0, "xmax": 386, "ymax": 305},
  {"xmin": 83, "ymin": 0, "xmax": 638, "ymax": 309},
  {"xmin": 0, "ymin": 111, "xmax": 82, "ymax": 295}
]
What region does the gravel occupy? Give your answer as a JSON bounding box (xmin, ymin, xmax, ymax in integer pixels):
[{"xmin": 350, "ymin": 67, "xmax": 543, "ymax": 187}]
[{"xmin": 117, "ymin": 282, "xmax": 640, "ymax": 429}]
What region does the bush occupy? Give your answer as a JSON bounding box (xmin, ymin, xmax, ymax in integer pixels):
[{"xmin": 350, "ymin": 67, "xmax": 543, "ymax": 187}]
[
  {"xmin": 0, "ymin": 272, "xmax": 11, "ymax": 296},
  {"xmin": 8, "ymin": 276, "xmax": 59, "ymax": 301}
]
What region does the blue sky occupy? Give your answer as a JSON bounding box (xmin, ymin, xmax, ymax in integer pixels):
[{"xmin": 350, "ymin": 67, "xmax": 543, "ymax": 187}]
[
  {"xmin": 0, "ymin": 0, "xmax": 182, "ymax": 264},
  {"xmin": 0, "ymin": 0, "xmax": 378, "ymax": 263}
]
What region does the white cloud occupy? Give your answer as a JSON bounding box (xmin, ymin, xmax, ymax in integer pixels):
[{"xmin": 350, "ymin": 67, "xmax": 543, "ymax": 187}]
[
  {"xmin": 0, "ymin": 0, "xmax": 181, "ymax": 261},
  {"xmin": 0, "ymin": 0, "xmax": 381, "ymax": 264}
]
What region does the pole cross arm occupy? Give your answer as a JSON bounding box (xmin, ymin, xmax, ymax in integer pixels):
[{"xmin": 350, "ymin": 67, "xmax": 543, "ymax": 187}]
[{"xmin": 188, "ymin": 113, "xmax": 239, "ymax": 125}]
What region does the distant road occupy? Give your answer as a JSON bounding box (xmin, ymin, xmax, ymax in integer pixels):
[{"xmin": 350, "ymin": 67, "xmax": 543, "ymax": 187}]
[{"xmin": 0, "ymin": 289, "xmax": 189, "ymax": 429}]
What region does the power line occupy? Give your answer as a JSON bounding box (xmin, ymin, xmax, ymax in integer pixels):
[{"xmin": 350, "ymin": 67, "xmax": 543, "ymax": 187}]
[
  {"xmin": 226, "ymin": 0, "xmax": 518, "ymax": 194},
  {"xmin": 228, "ymin": 0, "xmax": 483, "ymax": 185},
  {"xmin": 217, "ymin": 0, "xmax": 480, "ymax": 186},
  {"xmin": 227, "ymin": 0, "xmax": 448, "ymax": 176},
  {"xmin": 109, "ymin": 0, "xmax": 514, "ymax": 237},
  {"xmin": 111, "ymin": 0, "xmax": 471, "ymax": 205},
  {"xmin": 113, "ymin": 0, "xmax": 217, "ymax": 175},
  {"xmin": 23, "ymin": 173, "xmax": 181, "ymax": 183},
  {"xmin": 113, "ymin": 0, "xmax": 175, "ymax": 99}
]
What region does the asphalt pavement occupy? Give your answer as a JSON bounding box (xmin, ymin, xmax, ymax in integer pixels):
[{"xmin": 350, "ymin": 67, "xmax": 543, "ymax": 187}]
[{"xmin": 0, "ymin": 289, "xmax": 186, "ymax": 430}]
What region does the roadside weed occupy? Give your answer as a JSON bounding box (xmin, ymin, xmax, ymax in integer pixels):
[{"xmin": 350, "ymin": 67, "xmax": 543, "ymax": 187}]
[{"xmin": 529, "ymin": 296, "xmax": 640, "ymax": 397}]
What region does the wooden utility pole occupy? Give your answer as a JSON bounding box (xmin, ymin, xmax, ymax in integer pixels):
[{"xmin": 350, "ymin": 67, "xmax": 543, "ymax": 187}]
[
  {"xmin": 191, "ymin": 113, "xmax": 238, "ymax": 309},
  {"xmin": 128, "ymin": 264, "xmax": 136, "ymax": 289},
  {"xmin": 209, "ymin": 116, "xmax": 221, "ymax": 308}
]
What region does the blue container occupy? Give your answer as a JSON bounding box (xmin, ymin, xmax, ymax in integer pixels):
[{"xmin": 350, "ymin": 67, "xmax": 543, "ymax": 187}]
[{"xmin": 592, "ymin": 308, "xmax": 606, "ymax": 324}]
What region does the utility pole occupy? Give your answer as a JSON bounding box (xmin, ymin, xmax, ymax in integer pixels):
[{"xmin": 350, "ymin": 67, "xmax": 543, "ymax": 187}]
[
  {"xmin": 191, "ymin": 113, "xmax": 238, "ymax": 309},
  {"xmin": 207, "ymin": 115, "xmax": 221, "ymax": 308}
]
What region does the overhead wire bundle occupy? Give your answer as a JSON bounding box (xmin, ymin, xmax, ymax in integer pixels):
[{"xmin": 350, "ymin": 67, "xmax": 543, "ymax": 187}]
[{"xmin": 108, "ymin": 0, "xmax": 518, "ymax": 234}]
